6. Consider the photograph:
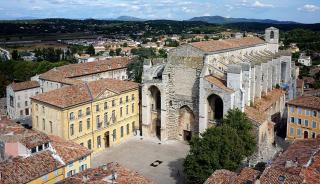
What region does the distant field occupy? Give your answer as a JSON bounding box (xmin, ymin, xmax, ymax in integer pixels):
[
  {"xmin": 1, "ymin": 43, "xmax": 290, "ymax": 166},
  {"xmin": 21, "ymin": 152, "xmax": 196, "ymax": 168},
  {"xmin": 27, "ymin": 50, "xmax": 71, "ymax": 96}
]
[{"xmin": 3, "ymin": 41, "xmax": 69, "ymax": 52}]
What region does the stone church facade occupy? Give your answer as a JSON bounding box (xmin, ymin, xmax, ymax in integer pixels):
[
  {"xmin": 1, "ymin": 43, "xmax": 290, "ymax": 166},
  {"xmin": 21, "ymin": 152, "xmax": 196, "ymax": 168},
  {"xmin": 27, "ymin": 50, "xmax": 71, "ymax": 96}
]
[{"xmin": 141, "ymin": 27, "xmax": 296, "ymax": 163}]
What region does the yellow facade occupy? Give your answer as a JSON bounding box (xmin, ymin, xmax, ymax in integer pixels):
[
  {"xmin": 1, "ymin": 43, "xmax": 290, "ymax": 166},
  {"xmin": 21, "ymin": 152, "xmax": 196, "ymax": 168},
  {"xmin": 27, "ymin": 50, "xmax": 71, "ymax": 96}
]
[
  {"xmin": 28, "ymin": 168, "xmax": 64, "ymax": 184},
  {"xmin": 286, "ymin": 104, "xmax": 320, "ymax": 140},
  {"xmin": 32, "ymin": 89, "xmax": 139, "ymax": 154},
  {"xmin": 64, "ymin": 155, "xmax": 91, "ymax": 177}
]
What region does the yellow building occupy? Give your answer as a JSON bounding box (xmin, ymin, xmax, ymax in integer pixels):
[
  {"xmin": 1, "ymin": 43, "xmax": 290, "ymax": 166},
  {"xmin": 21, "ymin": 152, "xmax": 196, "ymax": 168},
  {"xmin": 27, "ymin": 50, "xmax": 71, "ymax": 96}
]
[
  {"xmin": 286, "ymin": 96, "xmax": 320, "ymax": 140},
  {"xmin": 31, "ymin": 78, "xmax": 139, "ymax": 153}
]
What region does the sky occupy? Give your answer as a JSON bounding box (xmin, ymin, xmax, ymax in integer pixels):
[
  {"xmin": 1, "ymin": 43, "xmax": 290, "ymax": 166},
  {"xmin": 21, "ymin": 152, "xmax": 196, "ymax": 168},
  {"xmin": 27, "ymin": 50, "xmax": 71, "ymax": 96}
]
[{"xmin": 0, "ymin": 0, "xmax": 319, "ymax": 23}]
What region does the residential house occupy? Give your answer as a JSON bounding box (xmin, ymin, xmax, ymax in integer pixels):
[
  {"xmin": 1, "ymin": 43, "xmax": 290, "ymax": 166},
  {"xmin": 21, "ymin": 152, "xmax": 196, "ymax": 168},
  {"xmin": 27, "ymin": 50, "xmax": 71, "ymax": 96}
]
[
  {"xmin": 298, "ymin": 53, "xmax": 312, "ymax": 66},
  {"xmin": 6, "ymin": 81, "xmax": 41, "ymax": 119},
  {"xmin": 286, "ymin": 96, "xmax": 320, "ymax": 140},
  {"xmin": 31, "ymin": 79, "xmax": 139, "ymax": 154},
  {"xmin": 0, "ymin": 119, "xmax": 92, "ymax": 184}
]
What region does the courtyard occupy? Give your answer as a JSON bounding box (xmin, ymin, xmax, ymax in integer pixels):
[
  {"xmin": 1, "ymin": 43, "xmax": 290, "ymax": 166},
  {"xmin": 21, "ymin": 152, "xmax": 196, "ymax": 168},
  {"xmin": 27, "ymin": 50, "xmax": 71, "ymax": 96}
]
[{"xmin": 92, "ymin": 137, "xmax": 190, "ymax": 184}]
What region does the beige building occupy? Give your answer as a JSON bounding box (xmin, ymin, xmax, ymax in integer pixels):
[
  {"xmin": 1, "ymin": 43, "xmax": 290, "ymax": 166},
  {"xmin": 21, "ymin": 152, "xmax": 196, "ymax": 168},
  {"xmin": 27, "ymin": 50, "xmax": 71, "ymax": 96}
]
[
  {"xmin": 31, "ymin": 79, "xmax": 139, "ymax": 154},
  {"xmin": 38, "ymin": 57, "xmax": 130, "ymax": 93}
]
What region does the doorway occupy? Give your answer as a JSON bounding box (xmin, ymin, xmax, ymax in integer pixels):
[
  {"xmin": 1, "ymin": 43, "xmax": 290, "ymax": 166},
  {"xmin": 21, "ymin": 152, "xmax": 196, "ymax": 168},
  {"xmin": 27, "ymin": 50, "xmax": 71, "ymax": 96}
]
[{"xmin": 105, "ymin": 131, "xmax": 110, "ymax": 148}]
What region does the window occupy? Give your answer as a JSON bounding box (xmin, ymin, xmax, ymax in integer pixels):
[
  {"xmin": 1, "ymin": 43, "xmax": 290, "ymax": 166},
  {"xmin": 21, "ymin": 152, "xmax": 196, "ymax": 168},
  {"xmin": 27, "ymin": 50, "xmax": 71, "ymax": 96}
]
[
  {"xmin": 70, "ymin": 124, "xmax": 74, "ymax": 136},
  {"xmin": 38, "ymin": 145, "xmax": 43, "ymax": 151},
  {"xmin": 121, "ymin": 126, "xmax": 124, "ymax": 137},
  {"xmin": 298, "ymin": 108, "xmax": 302, "ymax": 114},
  {"xmin": 9, "ymin": 96, "xmax": 14, "ymax": 107},
  {"xmin": 313, "ymin": 121, "xmax": 317, "ymax": 129},
  {"xmin": 270, "ymin": 31, "xmax": 275, "ymax": 39},
  {"xmin": 120, "ymin": 97, "xmax": 123, "ymax": 104},
  {"xmin": 312, "ymin": 132, "xmax": 316, "ymax": 138},
  {"xmin": 132, "ymin": 121, "xmax": 135, "ymax": 132},
  {"xmin": 96, "ymin": 115, "xmax": 101, "ymax": 129},
  {"xmin": 132, "ymin": 103, "xmax": 134, "ymax": 113},
  {"xmin": 112, "ymin": 100, "xmax": 115, "ymax": 107},
  {"xmin": 113, "ymin": 129, "xmax": 117, "ymax": 141},
  {"xmin": 104, "ymin": 102, "xmax": 108, "ymax": 110},
  {"xmin": 41, "ymin": 175, "xmax": 48, "ymax": 182},
  {"xmin": 25, "ymin": 101, "xmax": 28, "ymax": 106},
  {"xmin": 305, "ymin": 120, "xmax": 309, "ymax": 127},
  {"xmin": 17, "ymin": 103, "xmax": 20, "ymax": 108},
  {"xmin": 86, "ymin": 107, "xmax": 90, "ymax": 116},
  {"xmin": 78, "ymin": 110, "xmax": 82, "ymax": 118},
  {"xmin": 80, "ymin": 143, "xmax": 84, "ymax": 146},
  {"xmin": 126, "ymin": 96, "xmax": 129, "ymax": 103},
  {"xmin": 120, "ymin": 107, "xmax": 123, "ymax": 117},
  {"xmin": 69, "ymin": 112, "xmax": 74, "ymax": 121},
  {"xmin": 297, "ymin": 128, "xmax": 301, "ymax": 136},
  {"xmin": 132, "ymin": 94, "xmax": 134, "ymax": 101},
  {"xmin": 97, "ymin": 136, "xmax": 101, "ymax": 148},
  {"xmin": 290, "ymin": 117, "xmax": 294, "ymax": 123},
  {"xmin": 306, "ymin": 110, "xmax": 310, "ymax": 116},
  {"xmin": 290, "ymin": 106, "xmax": 294, "ymax": 113},
  {"xmin": 42, "ymin": 106, "xmax": 45, "ymax": 113},
  {"xmin": 25, "ymin": 108, "xmax": 29, "ymax": 115},
  {"xmin": 112, "ymin": 110, "xmax": 116, "ymax": 123},
  {"xmin": 42, "ymin": 118, "xmax": 45, "ymax": 130},
  {"xmin": 298, "ymin": 118, "xmax": 302, "ymax": 125},
  {"xmin": 127, "ymin": 123, "xmax": 130, "ymax": 135},
  {"xmin": 104, "ymin": 113, "xmax": 108, "ymax": 127},
  {"xmin": 96, "ymin": 104, "xmax": 100, "ymax": 112},
  {"xmin": 126, "ymin": 105, "xmax": 129, "ymax": 115},
  {"xmin": 49, "ymin": 121, "xmax": 53, "ymax": 133},
  {"xmin": 36, "ymin": 104, "xmax": 38, "ymax": 111},
  {"xmin": 54, "ymin": 170, "xmax": 59, "ymax": 177},
  {"xmin": 87, "ymin": 118, "xmax": 90, "ymax": 129},
  {"xmin": 87, "ymin": 139, "xmax": 92, "ymax": 149},
  {"xmin": 45, "ymin": 143, "xmax": 49, "ymax": 148},
  {"xmin": 290, "ymin": 127, "xmax": 294, "ymax": 136},
  {"xmin": 20, "ymin": 110, "xmax": 23, "ymax": 116},
  {"xmin": 313, "ymin": 111, "xmax": 317, "ymax": 117},
  {"xmin": 31, "ymin": 147, "xmax": 37, "ymax": 153},
  {"xmin": 36, "ymin": 116, "xmax": 39, "ymax": 127},
  {"xmin": 79, "ymin": 121, "xmax": 82, "ymax": 132}
]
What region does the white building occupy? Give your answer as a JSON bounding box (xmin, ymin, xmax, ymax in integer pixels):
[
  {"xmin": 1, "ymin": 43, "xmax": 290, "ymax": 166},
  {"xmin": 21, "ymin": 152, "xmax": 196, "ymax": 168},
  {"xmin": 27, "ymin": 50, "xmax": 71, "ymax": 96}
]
[
  {"xmin": 6, "ymin": 81, "xmax": 41, "ymax": 119},
  {"xmin": 298, "ymin": 54, "xmax": 312, "ymax": 66}
]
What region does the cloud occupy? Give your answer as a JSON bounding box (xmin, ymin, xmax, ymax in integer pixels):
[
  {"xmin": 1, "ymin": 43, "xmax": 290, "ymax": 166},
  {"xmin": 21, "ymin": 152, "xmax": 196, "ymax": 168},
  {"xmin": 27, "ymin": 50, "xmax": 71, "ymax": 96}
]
[
  {"xmin": 252, "ymin": 1, "xmax": 274, "ymax": 8},
  {"xmin": 30, "ymin": 6, "xmax": 43, "ymax": 11},
  {"xmin": 298, "ymin": 4, "xmax": 319, "ymax": 12}
]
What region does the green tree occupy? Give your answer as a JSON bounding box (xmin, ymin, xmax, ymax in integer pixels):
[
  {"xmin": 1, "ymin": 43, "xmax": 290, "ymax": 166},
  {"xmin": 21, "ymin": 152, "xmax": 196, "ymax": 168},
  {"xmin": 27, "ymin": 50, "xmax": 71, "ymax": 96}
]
[
  {"xmin": 86, "ymin": 45, "xmax": 95, "ymax": 56},
  {"xmin": 116, "ymin": 48, "xmax": 122, "ymax": 56},
  {"xmin": 184, "ymin": 109, "xmax": 256, "ymax": 184},
  {"xmin": 109, "ymin": 49, "xmax": 115, "ymax": 56},
  {"xmin": 131, "ymin": 48, "xmax": 156, "ymax": 59},
  {"xmin": 158, "ymin": 49, "xmax": 167, "ymax": 58},
  {"xmin": 127, "ymin": 60, "xmax": 143, "ymax": 83}
]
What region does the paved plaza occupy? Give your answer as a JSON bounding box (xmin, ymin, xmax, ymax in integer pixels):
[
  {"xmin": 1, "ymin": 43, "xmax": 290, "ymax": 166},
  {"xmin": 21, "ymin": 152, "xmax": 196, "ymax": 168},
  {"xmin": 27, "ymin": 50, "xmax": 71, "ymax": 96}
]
[{"xmin": 92, "ymin": 137, "xmax": 190, "ymax": 184}]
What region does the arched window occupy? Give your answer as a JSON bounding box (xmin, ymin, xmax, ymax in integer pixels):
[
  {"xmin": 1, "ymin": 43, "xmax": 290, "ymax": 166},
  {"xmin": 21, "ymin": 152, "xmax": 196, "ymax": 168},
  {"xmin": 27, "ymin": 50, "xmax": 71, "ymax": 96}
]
[{"xmin": 270, "ymin": 31, "xmax": 275, "ymax": 39}]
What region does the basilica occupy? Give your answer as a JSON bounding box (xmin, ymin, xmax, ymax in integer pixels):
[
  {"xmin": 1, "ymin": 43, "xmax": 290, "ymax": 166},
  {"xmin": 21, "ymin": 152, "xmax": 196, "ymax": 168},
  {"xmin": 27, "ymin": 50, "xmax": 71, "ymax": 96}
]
[{"xmin": 141, "ymin": 27, "xmax": 296, "ymax": 164}]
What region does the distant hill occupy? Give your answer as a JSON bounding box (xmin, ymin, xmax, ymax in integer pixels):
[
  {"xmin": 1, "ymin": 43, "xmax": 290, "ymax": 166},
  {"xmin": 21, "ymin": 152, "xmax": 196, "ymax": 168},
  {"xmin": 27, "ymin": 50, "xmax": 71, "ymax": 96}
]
[
  {"xmin": 188, "ymin": 16, "xmax": 299, "ymax": 25},
  {"xmin": 115, "ymin": 16, "xmax": 146, "ymax": 21}
]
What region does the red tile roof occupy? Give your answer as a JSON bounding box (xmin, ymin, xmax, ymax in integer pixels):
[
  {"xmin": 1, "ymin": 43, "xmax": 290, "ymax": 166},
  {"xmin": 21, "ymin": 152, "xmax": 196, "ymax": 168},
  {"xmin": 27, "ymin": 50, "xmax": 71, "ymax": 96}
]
[
  {"xmin": 205, "ymin": 75, "xmax": 234, "ymax": 93},
  {"xmin": 58, "ymin": 162, "xmax": 155, "ymax": 184},
  {"xmin": 245, "ymin": 89, "xmax": 285, "ymax": 124},
  {"xmin": 31, "ymin": 78, "xmax": 139, "ymax": 109},
  {"xmin": 0, "ymin": 119, "xmax": 50, "ymax": 149},
  {"xmin": 0, "ymin": 151, "xmax": 63, "ymax": 184},
  {"xmin": 287, "ymin": 96, "xmax": 320, "ymax": 111},
  {"xmin": 49, "ymin": 135, "xmax": 91, "ymax": 164},
  {"xmin": 190, "ymin": 37, "xmax": 265, "ymax": 52},
  {"xmin": 204, "ymin": 168, "xmax": 260, "ymax": 184},
  {"xmin": 10, "ymin": 81, "xmax": 40, "ymax": 92},
  {"xmin": 39, "ymin": 57, "xmax": 130, "ymax": 83}
]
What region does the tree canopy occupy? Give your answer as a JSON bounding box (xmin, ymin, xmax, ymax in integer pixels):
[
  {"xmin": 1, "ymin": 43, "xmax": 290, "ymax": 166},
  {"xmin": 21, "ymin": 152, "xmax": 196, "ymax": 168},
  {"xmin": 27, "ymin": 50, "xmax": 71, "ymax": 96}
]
[{"xmin": 183, "ymin": 109, "xmax": 256, "ymax": 184}]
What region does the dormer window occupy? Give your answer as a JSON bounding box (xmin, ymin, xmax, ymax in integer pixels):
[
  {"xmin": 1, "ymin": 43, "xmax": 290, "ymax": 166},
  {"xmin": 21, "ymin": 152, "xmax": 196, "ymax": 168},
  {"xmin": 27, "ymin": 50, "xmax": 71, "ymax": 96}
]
[
  {"xmin": 31, "ymin": 147, "xmax": 37, "ymax": 153},
  {"xmin": 44, "ymin": 143, "xmax": 49, "ymax": 149}
]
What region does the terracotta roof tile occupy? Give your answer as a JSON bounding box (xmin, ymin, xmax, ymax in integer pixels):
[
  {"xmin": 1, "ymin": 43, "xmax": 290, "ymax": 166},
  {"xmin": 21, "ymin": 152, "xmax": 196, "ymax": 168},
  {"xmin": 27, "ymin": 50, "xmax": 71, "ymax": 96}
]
[
  {"xmin": 0, "ymin": 151, "xmax": 63, "ymax": 184},
  {"xmin": 190, "ymin": 37, "xmax": 265, "ymax": 52},
  {"xmin": 287, "ymin": 96, "xmax": 320, "ymax": 111},
  {"xmin": 245, "ymin": 89, "xmax": 285, "ymax": 124},
  {"xmin": 0, "ymin": 119, "xmax": 50, "ymax": 149},
  {"xmin": 205, "ymin": 75, "xmax": 234, "ymax": 93},
  {"xmin": 58, "ymin": 162, "xmax": 155, "ymax": 184},
  {"xmin": 31, "ymin": 79, "xmax": 139, "ymax": 108},
  {"xmin": 204, "ymin": 169, "xmax": 237, "ymax": 184},
  {"xmin": 10, "ymin": 81, "xmax": 40, "ymax": 92},
  {"xmin": 39, "ymin": 57, "xmax": 130, "ymax": 83},
  {"xmin": 49, "ymin": 135, "xmax": 91, "ymax": 164},
  {"xmin": 236, "ymin": 168, "xmax": 260, "ymax": 184}
]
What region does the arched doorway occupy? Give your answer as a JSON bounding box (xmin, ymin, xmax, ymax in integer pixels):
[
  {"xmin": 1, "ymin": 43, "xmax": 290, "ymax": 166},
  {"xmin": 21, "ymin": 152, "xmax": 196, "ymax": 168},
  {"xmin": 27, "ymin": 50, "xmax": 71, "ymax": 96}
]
[
  {"xmin": 207, "ymin": 94, "xmax": 223, "ymax": 125},
  {"xmin": 304, "ymin": 131, "xmax": 309, "ymax": 139},
  {"xmin": 270, "ymin": 31, "xmax": 275, "ymax": 39},
  {"xmin": 179, "ymin": 106, "xmax": 195, "ymax": 141},
  {"xmin": 149, "ymin": 86, "xmax": 161, "ymax": 139}
]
